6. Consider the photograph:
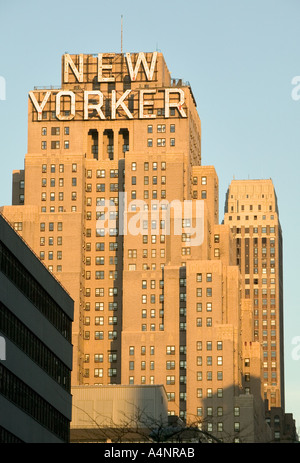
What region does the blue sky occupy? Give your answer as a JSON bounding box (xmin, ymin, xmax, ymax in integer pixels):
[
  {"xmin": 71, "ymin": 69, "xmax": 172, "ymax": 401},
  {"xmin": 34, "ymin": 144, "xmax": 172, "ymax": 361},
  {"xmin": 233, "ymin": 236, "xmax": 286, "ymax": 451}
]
[{"xmin": 1, "ymin": 0, "xmax": 300, "ymax": 432}]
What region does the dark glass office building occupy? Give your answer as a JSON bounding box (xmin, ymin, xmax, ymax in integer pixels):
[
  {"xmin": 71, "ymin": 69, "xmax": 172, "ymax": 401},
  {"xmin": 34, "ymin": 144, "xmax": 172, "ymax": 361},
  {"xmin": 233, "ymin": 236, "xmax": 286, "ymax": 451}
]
[{"xmin": 0, "ymin": 213, "xmax": 73, "ymax": 443}]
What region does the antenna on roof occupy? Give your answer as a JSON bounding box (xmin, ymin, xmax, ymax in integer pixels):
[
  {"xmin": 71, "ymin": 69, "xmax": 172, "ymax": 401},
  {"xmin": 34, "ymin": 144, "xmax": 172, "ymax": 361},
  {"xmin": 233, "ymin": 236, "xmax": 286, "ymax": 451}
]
[{"xmin": 121, "ymin": 15, "xmax": 123, "ymax": 54}]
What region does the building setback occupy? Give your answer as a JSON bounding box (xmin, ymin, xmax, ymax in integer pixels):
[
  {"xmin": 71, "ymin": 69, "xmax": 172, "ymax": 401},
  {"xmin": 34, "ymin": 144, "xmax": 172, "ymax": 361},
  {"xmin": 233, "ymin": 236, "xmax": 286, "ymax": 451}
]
[
  {"xmin": 1, "ymin": 51, "xmax": 282, "ymax": 442},
  {"xmin": 224, "ymin": 180, "xmax": 284, "ymax": 409},
  {"xmin": 0, "ymin": 213, "xmax": 74, "ymax": 443}
]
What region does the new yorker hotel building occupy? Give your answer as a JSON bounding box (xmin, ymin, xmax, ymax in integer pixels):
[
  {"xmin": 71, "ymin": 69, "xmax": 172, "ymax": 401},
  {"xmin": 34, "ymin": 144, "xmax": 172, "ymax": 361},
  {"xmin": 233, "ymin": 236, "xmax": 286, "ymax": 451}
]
[{"xmin": 2, "ymin": 52, "xmax": 274, "ymax": 438}]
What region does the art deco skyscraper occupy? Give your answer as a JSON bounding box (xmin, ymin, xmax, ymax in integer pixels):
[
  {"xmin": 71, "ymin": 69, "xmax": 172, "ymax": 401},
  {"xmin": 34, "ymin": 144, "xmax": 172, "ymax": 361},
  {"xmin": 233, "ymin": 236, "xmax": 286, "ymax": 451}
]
[
  {"xmin": 1, "ymin": 52, "xmax": 274, "ymax": 441},
  {"xmin": 224, "ymin": 179, "xmax": 284, "ymax": 409}
]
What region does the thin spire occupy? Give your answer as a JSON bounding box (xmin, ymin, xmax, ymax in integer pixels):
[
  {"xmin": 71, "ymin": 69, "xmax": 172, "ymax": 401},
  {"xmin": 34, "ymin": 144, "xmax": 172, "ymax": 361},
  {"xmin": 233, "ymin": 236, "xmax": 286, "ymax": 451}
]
[{"xmin": 121, "ymin": 15, "xmax": 123, "ymax": 54}]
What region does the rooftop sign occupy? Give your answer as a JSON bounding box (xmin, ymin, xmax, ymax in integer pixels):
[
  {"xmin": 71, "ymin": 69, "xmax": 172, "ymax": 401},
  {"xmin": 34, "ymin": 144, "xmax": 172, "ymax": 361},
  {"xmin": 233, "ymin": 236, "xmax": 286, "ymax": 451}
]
[{"xmin": 29, "ymin": 52, "xmax": 188, "ymax": 121}]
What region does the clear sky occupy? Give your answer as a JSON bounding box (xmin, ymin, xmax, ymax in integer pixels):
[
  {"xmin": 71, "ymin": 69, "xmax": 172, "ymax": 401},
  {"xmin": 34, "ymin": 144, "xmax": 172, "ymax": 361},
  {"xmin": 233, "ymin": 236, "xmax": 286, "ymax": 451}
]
[{"xmin": 1, "ymin": 0, "xmax": 300, "ymax": 433}]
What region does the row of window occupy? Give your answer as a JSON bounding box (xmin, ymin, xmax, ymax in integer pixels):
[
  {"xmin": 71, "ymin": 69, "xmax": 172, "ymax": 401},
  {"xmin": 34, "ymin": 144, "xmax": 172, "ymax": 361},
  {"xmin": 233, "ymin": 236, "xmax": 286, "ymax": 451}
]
[
  {"xmin": 42, "ymin": 163, "xmax": 77, "ymax": 173},
  {"xmin": 131, "ymin": 175, "xmax": 167, "ymax": 185},
  {"xmin": 89, "ymin": 169, "xmax": 119, "ymax": 179},
  {"xmin": 247, "ymin": 288, "xmax": 276, "ymax": 296},
  {"xmin": 131, "ymin": 161, "xmax": 168, "ymax": 174},
  {"xmin": 196, "ymin": 302, "xmax": 213, "ymax": 312},
  {"xmin": 40, "ymin": 222, "xmax": 63, "ymax": 231},
  {"xmin": 84, "ymin": 352, "xmax": 117, "ymax": 363},
  {"xmin": 141, "ymin": 294, "xmax": 164, "ymax": 304},
  {"xmin": 41, "ymin": 192, "xmax": 77, "ymax": 201},
  {"xmin": 0, "ymin": 301, "xmax": 70, "ymax": 391},
  {"xmin": 197, "ymin": 341, "xmax": 223, "ymax": 351},
  {"xmin": 197, "ymin": 419, "xmax": 241, "ymax": 435},
  {"xmin": 85, "ymin": 256, "xmax": 118, "ymax": 265},
  {"xmin": 141, "ymin": 279, "xmax": 163, "ymax": 289},
  {"xmin": 84, "ymin": 331, "xmax": 117, "ymax": 340},
  {"xmin": 192, "ymin": 190, "xmax": 207, "ymax": 199},
  {"xmin": 129, "ymin": 249, "xmax": 166, "ymax": 259},
  {"xmin": 41, "ymin": 141, "xmax": 69, "ymax": 150},
  {"xmin": 147, "ymin": 124, "xmax": 176, "ymax": 133},
  {"xmin": 86, "ymin": 242, "xmax": 118, "ymax": 252},
  {"xmin": 84, "ymin": 302, "xmax": 118, "ymax": 311},
  {"xmin": 41, "ymin": 127, "xmax": 70, "ymax": 136},
  {"xmin": 0, "ymin": 364, "xmax": 69, "ymax": 442},
  {"xmin": 196, "ymin": 317, "xmax": 213, "ymax": 327},
  {"xmin": 141, "ymin": 308, "xmax": 164, "ymax": 318},
  {"xmin": 130, "ymin": 189, "xmax": 168, "ymax": 200},
  {"xmin": 230, "ymin": 203, "xmax": 274, "ymax": 212},
  {"xmin": 85, "ymin": 287, "xmax": 118, "ymax": 297},
  {"xmin": 84, "ymin": 316, "xmax": 118, "ymax": 325},
  {"xmin": 0, "ymin": 241, "xmax": 71, "ymax": 341},
  {"xmin": 197, "ymin": 371, "xmax": 224, "ymax": 381},
  {"xmin": 40, "ymin": 251, "xmax": 62, "ymax": 261},
  {"xmin": 196, "ymin": 287, "xmax": 213, "ymax": 297},
  {"xmin": 40, "ymin": 236, "xmax": 62, "ymax": 246},
  {"xmin": 128, "ymin": 263, "xmax": 166, "ymax": 271},
  {"xmin": 192, "ymin": 176, "xmax": 208, "ymax": 185},
  {"xmin": 197, "ymin": 356, "xmax": 223, "ymax": 366},
  {"xmin": 229, "ymin": 216, "xmax": 277, "ymax": 229},
  {"xmin": 147, "ymin": 138, "xmax": 175, "ymax": 147},
  {"xmin": 197, "ymin": 406, "xmax": 240, "ymax": 417},
  {"xmin": 196, "ymin": 273, "xmax": 213, "ymax": 282},
  {"xmin": 84, "ymin": 368, "xmax": 117, "ymax": 378},
  {"xmin": 42, "ymin": 178, "xmax": 77, "ymax": 187}
]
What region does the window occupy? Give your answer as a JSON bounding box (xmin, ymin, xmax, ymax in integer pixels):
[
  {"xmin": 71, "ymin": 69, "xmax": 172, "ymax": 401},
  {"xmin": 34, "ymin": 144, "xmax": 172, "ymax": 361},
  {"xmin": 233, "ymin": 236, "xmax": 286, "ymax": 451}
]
[
  {"xmin": 234, "ymin": 422, "xmax": 240, "ymax": 432},
  {"xmin": 94, "ymin": 368, "xmax": 103, "ymax": 378},
  {"xmin": 157, "ymin": 124, "xmax": 166, "ymax": 133},
  {"xmin": 157, "ymin": 138, "xmax": 166, "ymax": 147},
  {"xmin": 196, "ymin": 273, "xmax": 202, "ymax": 282},
  {"xmin": 166, "ymin": 361, "xmax": 175, "ymax": 370},
  {"xmin": 197, "ymin": 408, "xmax": 203, "ymax": 417},
  {"xmin": 234, "ymin": 407, "xmax": 240, "ymax": 417},
  {"xmin": 166, "ymin": 376, "xmax": 175, "ymax": 385},
  {"xmin": 51, "ymin": 141, "xmax": 60, "ymax": 149},
  {"xmin": 214, "ymin": 389, "xmax": 222, "ymax": 400}
]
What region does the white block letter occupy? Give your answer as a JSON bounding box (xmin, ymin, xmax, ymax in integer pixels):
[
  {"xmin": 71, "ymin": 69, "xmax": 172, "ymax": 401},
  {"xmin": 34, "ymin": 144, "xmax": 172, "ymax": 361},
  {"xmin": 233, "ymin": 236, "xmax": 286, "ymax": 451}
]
[
  {"xmin": 98, "ymin": 54, "xmax": 115, "ymax": 82},
  {"xmin": 29, "ymin": 91, "xmax": 51, "ymax": 121},
  {"xmin": 165, "ymin": 88, "xmax": 187, "ymax": 118},
  {"xmin": 291, "ymin": 76, "xmax": 300, "ymax": 101},
  {"xmin": 139, "ymin": 89, "xmax": 156, "ymax": 118},
  {"xmin": 111, "ymin": 90, "xmax": 133, "ymax": 119},
  {"xmin": 56, "ymin": 91, "xmax": 76, "ymax": 120},
  {"xmin": 126, "ymin": 52, "xmax": 157, "ymax": 81},
  {"xmin": 63, "ymin": 54, "xmax": 83, "ymax": 83},
  {"xmin": 84, "ymin": 91, "xmax": 105, "ymax": 120}
]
